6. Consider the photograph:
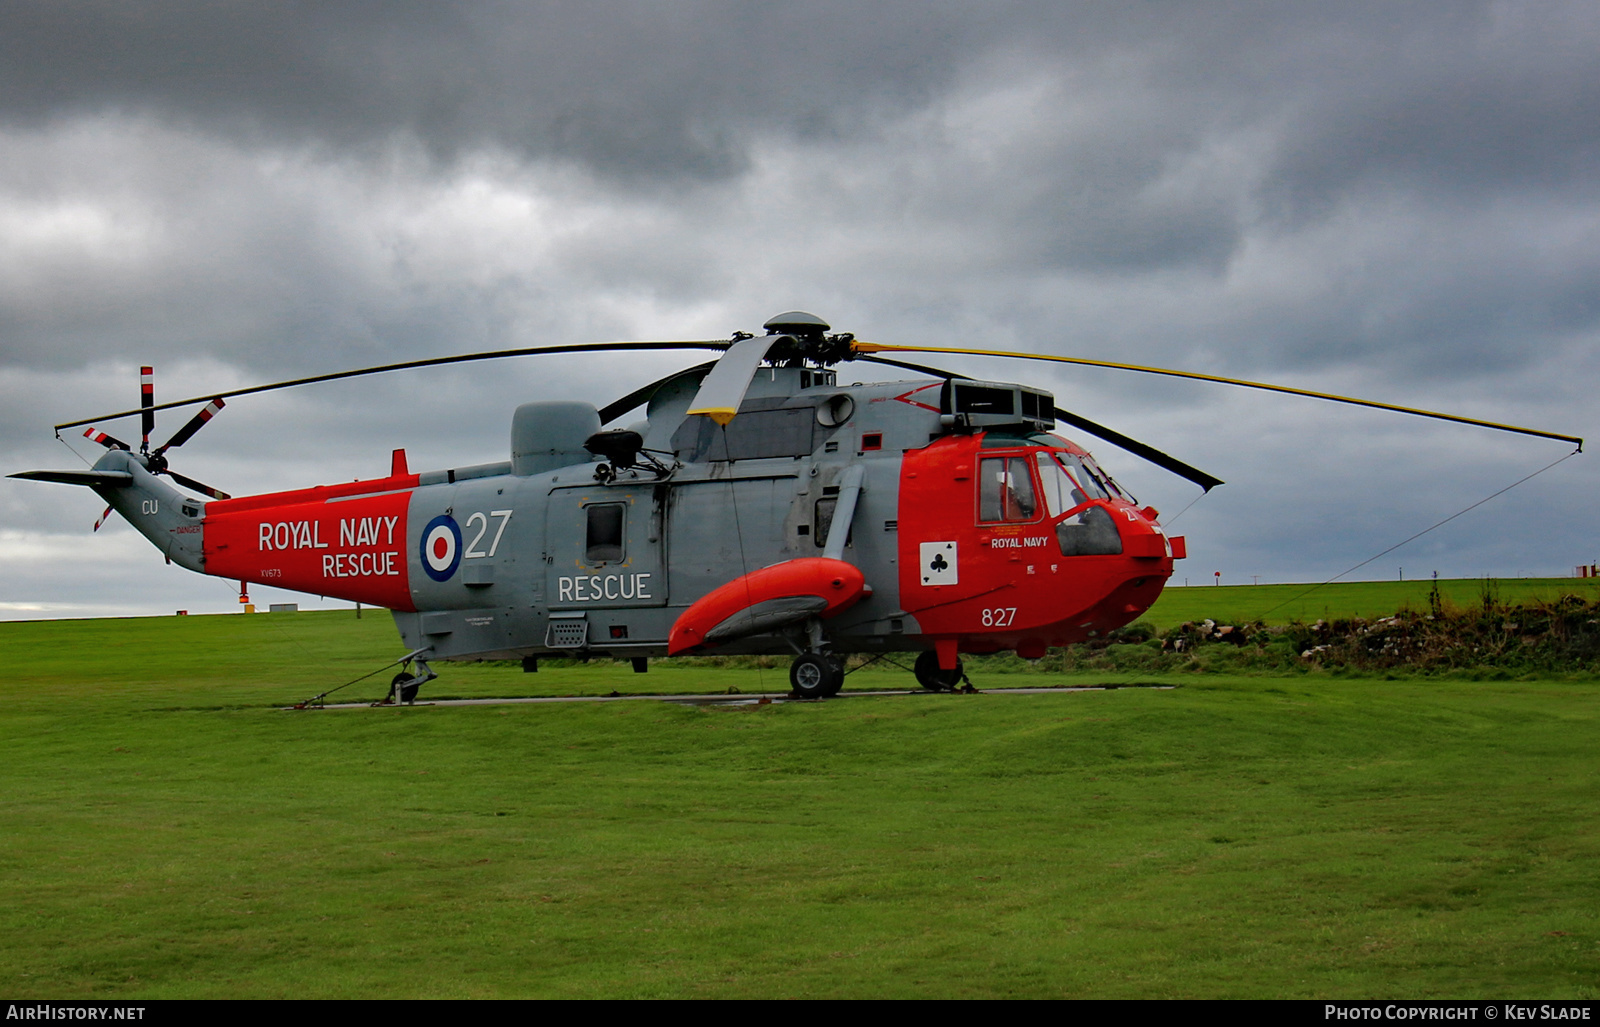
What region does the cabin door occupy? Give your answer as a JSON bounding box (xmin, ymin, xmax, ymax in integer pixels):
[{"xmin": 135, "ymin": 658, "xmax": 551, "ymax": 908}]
[{"xmin": 544, "ymin": 485, "xmax": 667, "ymax": 612}]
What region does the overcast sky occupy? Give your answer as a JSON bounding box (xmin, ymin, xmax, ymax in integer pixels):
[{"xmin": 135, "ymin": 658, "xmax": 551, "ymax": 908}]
[{"xmin": 2, "ymin": 1, "xmax": 1596, "ymax": 620}]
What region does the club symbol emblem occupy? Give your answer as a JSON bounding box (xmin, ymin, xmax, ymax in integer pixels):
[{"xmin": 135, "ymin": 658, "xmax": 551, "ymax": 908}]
[{"xmin": 919, "ymin": 541, "xmax": 958, "ymax": 585}]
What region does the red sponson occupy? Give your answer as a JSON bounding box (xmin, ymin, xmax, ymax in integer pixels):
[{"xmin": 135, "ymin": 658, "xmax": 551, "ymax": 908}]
[{"xmin": 668, "ymin": 557, "xmax": 868, "ymax": 655}]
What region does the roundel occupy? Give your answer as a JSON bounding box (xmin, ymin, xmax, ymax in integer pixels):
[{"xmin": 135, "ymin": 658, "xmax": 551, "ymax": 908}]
[{"xmin": 420, "ymin": 515, "xmax": 462, "ymax": 582}]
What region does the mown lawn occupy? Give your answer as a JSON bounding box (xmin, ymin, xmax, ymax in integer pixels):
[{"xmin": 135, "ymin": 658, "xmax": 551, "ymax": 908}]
[
  {"xmin": 2, "ymin": 608, "xmax": 1597, "ymax": 997},
  {"xmin": 1143, "ymin": 577, "xmax": 1600, "ymax": 631}
]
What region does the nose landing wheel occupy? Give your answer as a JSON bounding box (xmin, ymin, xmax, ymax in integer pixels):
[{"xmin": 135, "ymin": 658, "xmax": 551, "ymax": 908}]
[
  {"xmin": 914, "ymin": 650, "xmax": 969, "ymax": 692},
  {"xmin": 790, "ymin": 653, "xmax": 845, "ymax": 699}
]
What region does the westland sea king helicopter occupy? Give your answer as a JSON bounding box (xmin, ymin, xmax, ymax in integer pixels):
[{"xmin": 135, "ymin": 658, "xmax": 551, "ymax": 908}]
[{"xmin": 12, "ymin": 312, "xmax": 1583, "ymax": 701}]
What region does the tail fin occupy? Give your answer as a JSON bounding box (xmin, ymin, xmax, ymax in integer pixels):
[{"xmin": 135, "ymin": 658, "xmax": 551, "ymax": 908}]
[{"xmin": 11, "ymin": 451, "xmax": 207, "ymax": 571}]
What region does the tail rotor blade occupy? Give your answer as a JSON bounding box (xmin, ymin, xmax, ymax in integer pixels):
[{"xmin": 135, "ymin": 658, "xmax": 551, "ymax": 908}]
[
  {"xmin": 140, "ymin": 366, "xmax": 154, "ymax": 452},
  {"xmin": 82, "ymin": 427, "xmax": 131, "ymax": 451},
  {"xmin": 155, "ymin": 397, "xmax": 225, "ymax": 455},
  {"xmin": 165, "ymin": 470, "xmax": 231, "ymax": 501},
  {"xmin": 93, "ymin": 505, "xmax": 115, "ymax": 532}
]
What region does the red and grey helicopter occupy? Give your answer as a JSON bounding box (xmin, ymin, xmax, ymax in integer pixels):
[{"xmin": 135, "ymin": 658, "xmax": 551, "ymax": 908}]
[{"xmin": 11, "ymin": 312, "xmax": 1583, "ymax": 700}]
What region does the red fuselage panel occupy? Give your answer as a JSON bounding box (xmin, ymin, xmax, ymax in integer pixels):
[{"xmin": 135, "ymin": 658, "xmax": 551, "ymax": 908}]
[
  {"xmin": 897, "ymin": 435, "xmax": 1173, "ymax": 654},
  {"xmin": 203, "ymin": 477, "xmax": 417, "ymax": 610}
]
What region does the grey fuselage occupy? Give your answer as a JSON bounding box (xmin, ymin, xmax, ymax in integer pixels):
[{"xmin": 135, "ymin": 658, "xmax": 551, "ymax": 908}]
[{"xmin": 390, "ymin": 366, "xmax": 931, "ymax": 661}]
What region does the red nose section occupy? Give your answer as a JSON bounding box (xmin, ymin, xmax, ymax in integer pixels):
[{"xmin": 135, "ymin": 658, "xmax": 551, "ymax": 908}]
[{"xmin": 668, "ymin": 557, "xmax": 868, "ymax": 655}]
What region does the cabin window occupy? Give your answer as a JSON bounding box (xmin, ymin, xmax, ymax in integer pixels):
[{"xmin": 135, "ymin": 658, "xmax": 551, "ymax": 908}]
[
  {"xmin": 978, "ymin": 457, "xmax": 1038, "ymax": 523},
  {"xmin": 585, "ymin": 503, "xmax": 625, "ymax": 563},
  {"xmin": 670, "ymin": 406, "xmax": 817, "ymax": 461},
  {"xmin": 813, "ymin": 497, "xmax": 853, "ymax": 548}
]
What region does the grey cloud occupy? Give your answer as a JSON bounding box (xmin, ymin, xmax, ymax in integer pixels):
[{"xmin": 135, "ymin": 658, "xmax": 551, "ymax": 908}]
[
  {"xmin": 0, "ymin": 2, "xmax": 1005, "ymax": 182},
  {"xmin": 1251, "ymin": 4, "xmax": 1600, "ymax": 215},
  {"xmin": 4, "ymin": 3, "xmax": 1599, "ymax": 618}
]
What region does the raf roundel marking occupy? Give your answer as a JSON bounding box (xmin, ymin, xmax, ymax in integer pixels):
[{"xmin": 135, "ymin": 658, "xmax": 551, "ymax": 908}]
[{"xmin": 421, "ymin": 514, "xmax": 462, "ymax": 582}]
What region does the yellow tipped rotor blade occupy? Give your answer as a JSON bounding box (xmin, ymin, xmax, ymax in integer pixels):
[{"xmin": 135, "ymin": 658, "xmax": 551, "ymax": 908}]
[{"xmin": 851, "ymin": 341, "xmax": 1583, "ymax": 449}]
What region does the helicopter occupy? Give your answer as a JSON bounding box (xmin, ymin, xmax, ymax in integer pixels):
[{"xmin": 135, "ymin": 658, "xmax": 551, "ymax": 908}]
[{"xmin": 11, "ymin": 311, "xmax": 1583, "ymax": 701}]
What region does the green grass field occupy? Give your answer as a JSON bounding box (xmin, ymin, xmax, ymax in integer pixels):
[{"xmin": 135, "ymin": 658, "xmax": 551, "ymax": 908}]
[
  {"xmin": 1144, "ymin": 576, "xmax": 1600, "ymax": 630},
  {"xmin": 3, "ymin": 582, "xmax": 1597, "ymax": 998}
]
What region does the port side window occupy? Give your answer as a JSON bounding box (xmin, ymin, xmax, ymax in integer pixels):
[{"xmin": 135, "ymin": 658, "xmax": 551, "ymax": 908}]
[
  {"xmin": 978, "ymin": 457, "xmax": 1038, "ymax": 523},
  {"xmin": 585, "ymin": 503, "xmax": 625, "ymax": 563}
]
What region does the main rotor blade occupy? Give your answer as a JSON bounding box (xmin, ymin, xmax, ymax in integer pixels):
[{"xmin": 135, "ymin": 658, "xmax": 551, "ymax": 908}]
[
  {"xmin": 1052, "ymin": 407, "xmax": 1225, "ymax": 492},
  {"xmin": 598, "ymin": 361, "xmax": 717, "ymax": 425},
  {"xmin": 858, "ymin": 354, "xmax": 1225, "ymax": 491},
  {"xmin": 56, "ymin": 340, "xmax": 732, "ymax": 431},
  {"xmin": 853, "ymin": 342, "xmax": 1584, "ymax": 449},
  {"xmin": 154, "ymin": 397, "xmax": 225, "ymax": 455},
  {"xmin": 164, "ymin": 469, "xmax": 232, "ymax": 500},
  {"xmin": 686, "ymin": 335, "xmax": 781, "ymax": 424}
]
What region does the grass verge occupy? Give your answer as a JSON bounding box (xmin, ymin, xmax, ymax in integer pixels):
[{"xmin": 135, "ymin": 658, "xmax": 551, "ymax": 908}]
[{"xmin": 2, "ymin": 607, "xmax": 1597, "ymax": 997}]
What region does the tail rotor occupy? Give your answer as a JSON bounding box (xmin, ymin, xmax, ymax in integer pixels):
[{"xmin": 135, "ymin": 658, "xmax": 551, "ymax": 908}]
[{"xmin": 83, "ymin": 367, "xmax": 232, "ymax": 500}]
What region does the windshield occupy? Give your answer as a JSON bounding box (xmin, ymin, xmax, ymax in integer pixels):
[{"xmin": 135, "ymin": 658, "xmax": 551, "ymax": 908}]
[
  {"xmin": 1036, "ymin": 452, "xmax": 1086, "ymax": 516},
  {"xmin": 1053, "ymin": 452, "xmax": 1110, "ymax": 502}
]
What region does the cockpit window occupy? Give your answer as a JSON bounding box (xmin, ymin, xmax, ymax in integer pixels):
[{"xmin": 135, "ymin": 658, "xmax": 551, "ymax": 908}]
[
  {"xmin": 1055, "ymin": 453, "xmax": 1110, "ymax": 501},
  {"xmin": 1035, "ymin": 452, "xmax": 1087, "ymax": 517},
  {"xmin": 1078, "ymin": 455, "xmax": 1130, "ymax": 502},
  {"xmin": 1035, "ymin": 451, "xmax": 1123, "ymax": 556},
  {"xmin": 979, "ymin": 456, "xmax": 1038, "ymax": 523}
]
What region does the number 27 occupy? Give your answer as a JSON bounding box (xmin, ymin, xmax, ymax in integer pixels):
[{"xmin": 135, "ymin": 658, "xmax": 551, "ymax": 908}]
[{"xmin": 464, "ymin": 510, "xmax": 513, "ymax": 558}]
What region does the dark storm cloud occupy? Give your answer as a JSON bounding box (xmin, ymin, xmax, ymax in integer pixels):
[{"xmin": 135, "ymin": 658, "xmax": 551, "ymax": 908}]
[
  {"xmin": 5, "ymin": 3, "xmax": 1597, "ymax": 299},
  {"xmin": 1255, "ymin": 4, "xmax": 1600, "ymax": 213},
  {"xmin": 0, "ymin": 1, "xmax": 1009, "ymax": 182},
  {"xmin": 4, "ymin": 3, "xmax": 1600, "ymax": 617}
]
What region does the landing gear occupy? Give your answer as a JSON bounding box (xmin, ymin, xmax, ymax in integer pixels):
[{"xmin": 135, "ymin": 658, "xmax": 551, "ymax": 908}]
[
  {"xmin": 383, "ymin": 656, "xmax": 436, "ymax": 705},
  {"xmin": 389, "ymin": 673, "xmax": 421, "ymax": 704},
  {"xmin": 790, "ymin": 653, "xmax": 845, "ymax": 699},
  {"xmin": 914, "ymin": 650, "xmax": 966, "ymax": 692}
]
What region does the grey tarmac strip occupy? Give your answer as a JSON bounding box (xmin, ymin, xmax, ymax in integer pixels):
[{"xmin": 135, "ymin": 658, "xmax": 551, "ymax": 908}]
[{"xmin": 291, "ymin": 684, "xmax": 1173, "ymax": 711}]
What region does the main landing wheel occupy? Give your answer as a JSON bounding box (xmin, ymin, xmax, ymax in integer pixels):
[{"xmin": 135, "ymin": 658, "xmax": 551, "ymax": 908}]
[
  {"xmin": 391, "ymin": 672, "xmax": 422, "ymax": 704},
  {"xmin": 914, "ymin": 650, "xmax": 964, "ymax": 692},
  {"xmin": 790, "ymin": 654, "xmax": 844, "ymax": 699}
]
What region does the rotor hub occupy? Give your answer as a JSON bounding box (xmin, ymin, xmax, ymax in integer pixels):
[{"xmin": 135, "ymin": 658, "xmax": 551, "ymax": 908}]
[
  {"xmin": 763, "ymin": 311, "xmax": 831, "ymax": 336},
  {"xmin": 759, "ymin": 311, "xmax": 855, "ymax": 367}
]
